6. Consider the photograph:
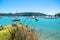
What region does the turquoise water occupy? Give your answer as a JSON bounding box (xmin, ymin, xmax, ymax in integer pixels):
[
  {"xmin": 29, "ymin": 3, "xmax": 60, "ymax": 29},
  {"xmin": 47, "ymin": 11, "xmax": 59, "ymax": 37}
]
[{"xmin": 0, "ymin": 16, "xmax": 60, "ymax": 40}]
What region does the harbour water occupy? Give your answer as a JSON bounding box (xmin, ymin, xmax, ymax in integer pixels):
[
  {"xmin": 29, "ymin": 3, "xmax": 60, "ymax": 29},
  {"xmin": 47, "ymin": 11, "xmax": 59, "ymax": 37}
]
[{"xmin": 0, "ymin": 16, "xmax": 60, "ymax": 40}]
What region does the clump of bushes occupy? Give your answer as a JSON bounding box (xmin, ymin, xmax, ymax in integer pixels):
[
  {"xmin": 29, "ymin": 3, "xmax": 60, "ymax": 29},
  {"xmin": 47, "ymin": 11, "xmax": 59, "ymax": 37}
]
[
  {"xmin": 0, "ymin": 26, "xmax": 4, "ymax": 30},
  {"xmin": 6, "ymin": 24, "xmax": 38, "ymax": 40}
]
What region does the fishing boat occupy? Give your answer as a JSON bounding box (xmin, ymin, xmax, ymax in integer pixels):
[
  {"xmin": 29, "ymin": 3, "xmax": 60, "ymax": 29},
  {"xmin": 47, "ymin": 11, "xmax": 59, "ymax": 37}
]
[{"xmin": 12, "ymin": 18, "xmax": 20, "ymax": 21}]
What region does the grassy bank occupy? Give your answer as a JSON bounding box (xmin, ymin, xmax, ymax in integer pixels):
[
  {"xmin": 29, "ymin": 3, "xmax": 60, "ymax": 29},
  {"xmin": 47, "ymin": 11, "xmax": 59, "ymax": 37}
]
[
  {"xmin": 0, "ymin": 24, "xmax": 38, "ymax": 40},
  {"xmin": 0, "ymin": 25, "xmax": 11, "ymax": 40}
]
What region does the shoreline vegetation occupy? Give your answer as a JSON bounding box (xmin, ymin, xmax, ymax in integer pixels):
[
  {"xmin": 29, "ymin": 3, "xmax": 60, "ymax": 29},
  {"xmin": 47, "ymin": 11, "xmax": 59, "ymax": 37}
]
[{"xmin": 0, "ymin": 24, "xmax": 38, "ymax": 40}]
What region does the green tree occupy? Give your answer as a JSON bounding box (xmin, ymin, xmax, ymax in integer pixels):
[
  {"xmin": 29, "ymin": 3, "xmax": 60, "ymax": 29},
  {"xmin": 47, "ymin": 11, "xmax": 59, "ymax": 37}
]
[{"xmin": 55, "ymin": 13, "xmax": 60, "ymax": 17}]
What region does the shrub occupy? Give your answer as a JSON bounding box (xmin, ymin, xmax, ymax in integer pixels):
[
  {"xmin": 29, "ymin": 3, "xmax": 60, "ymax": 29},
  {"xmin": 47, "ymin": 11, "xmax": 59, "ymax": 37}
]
[{"xmin": 6, "ymin": 24, "xmax": 38, "ymax": 40}]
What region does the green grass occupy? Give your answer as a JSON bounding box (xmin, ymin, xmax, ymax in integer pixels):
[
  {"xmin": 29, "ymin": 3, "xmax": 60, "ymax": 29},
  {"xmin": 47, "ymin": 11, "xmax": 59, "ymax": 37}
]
[
  {"xmin": 0, "ymin": 27, "xmax": 3, "ymax": 30},
  {"xmin": 0, "ymin": 30, "xmax": 10, "ymax": 40},
  {"xmin": 0, "ymin": 24, "xmax": 38, "ymax": 40},
  {"xmin": 0, "ymin": 26, "xmax": 11, "ymax": 40}
]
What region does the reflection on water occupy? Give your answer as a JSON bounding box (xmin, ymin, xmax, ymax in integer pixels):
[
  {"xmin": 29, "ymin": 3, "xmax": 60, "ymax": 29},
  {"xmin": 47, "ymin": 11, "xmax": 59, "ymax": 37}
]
[{"xmin": 0, "ymin": 16, "xmax": 60, "ymax": 40}]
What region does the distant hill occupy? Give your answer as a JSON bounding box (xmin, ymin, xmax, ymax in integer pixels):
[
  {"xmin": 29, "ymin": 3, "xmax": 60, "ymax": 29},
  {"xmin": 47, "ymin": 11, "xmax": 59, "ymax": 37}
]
[{"xmin": 0, "ymin": 12, "xmax": 47, "ymax": 16}]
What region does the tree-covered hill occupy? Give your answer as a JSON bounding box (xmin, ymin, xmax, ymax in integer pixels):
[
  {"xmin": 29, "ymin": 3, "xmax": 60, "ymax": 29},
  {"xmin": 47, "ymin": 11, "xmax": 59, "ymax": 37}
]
[{"xmin": 0, "ymin": 12, "xmax": 47, "ymax": 16}]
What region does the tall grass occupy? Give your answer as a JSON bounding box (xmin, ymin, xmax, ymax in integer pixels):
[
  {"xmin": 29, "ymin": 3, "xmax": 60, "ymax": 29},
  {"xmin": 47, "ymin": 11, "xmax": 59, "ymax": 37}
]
[{"xmin": 6, "ymin": 24, "xmax": 38, "ymax": 40}]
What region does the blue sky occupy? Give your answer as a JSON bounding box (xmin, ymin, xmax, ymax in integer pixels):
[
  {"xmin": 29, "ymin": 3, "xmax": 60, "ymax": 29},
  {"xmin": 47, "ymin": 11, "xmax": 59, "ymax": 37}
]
[{"xmin": 0, "ymin": 0, "xmax": 60, "ymax": 15}]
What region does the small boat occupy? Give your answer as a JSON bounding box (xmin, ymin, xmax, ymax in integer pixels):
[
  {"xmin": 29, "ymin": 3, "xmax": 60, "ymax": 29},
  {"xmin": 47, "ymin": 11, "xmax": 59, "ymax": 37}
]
[
  {"xmin": 12, "ymin": 18, "xmax": 20, "ymax": 21},
  {"xmin": 12, "ymin": 19, "xmax": 20, "ymax": 21},
  {"xmin": 30, "ymin": 16, "xmax": 36, "ymax": 19},
  {"xmin": 35, "ymin": 19, "xmax": 39, "ymax": 21}
]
